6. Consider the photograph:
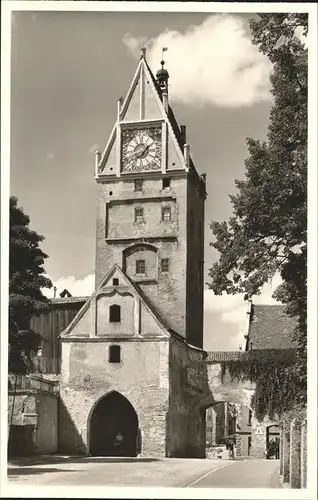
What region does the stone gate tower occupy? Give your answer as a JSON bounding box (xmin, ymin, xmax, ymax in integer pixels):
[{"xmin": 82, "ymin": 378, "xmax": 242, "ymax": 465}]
[{"xmin": 59, "ymin": 49, "xmax": 208, "ymax": 458}]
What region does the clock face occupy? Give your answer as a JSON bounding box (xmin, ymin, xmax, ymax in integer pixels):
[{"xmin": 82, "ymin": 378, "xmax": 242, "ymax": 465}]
[{"xmin": 121, "ymin": 127, "xmax": 162, "ymax": 172}]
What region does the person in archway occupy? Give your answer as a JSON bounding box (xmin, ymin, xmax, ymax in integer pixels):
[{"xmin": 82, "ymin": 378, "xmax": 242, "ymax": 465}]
[
  {"xmin": 273, "ymin": 438, "xmax": 280, "ymax": 459},
  {"xmin": 228, "ymin": 440, "xmax": 235, "ymax": 460},
  {"xmin": 114, "ymin": 431, "xmax": 124, "ymax": 455}
]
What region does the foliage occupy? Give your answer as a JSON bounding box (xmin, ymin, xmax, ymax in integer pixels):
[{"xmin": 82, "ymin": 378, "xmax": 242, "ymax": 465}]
[
  {"xmin": 209, "ymin": 14, "xmax": 308, "ymax": 416},
  {"xmin": 9, "ymin": 197, "xmax": 52, "ymax": 374},
  {"xmin": 220, "ymin": 349, "xmax": 298, "ymax": 421}
]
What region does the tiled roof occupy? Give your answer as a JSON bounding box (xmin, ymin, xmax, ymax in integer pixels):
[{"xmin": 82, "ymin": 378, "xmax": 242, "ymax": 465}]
[
  {"xmin": 123, "ymin": 271, "xmax": 175, "ymax": 334},
  {"xmin": 247, "ymin": 305, "xmax": 298, "ymax": 350},
  {"xmin": 206, "ymin": 351, "xmax": 248, "ymax": 363},
  {"xmin": 206, "ymin": 348, "xmax": 297, "ymax": 364},
  {"xmin": 49, "ymin": 297, "xmax": 89, "ymax": 305}
]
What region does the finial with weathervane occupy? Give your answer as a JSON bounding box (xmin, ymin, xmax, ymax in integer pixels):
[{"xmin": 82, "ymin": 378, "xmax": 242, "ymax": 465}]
[{"xmin": 156, "ymin": 47, "xmax": 169, "ymax": 92}]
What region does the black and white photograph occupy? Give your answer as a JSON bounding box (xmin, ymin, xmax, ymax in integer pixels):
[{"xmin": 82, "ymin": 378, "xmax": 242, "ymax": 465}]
[{"xmin": 1, "ymin": 1, "xmax": 317, "ymax": 498}]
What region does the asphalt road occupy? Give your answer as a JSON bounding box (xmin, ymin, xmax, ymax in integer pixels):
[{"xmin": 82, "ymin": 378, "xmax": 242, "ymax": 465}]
[
  {"xmin": 186, "ymin": 458, "xmax": 281, "ymax": 488},
  {"xmin": 7, "ymin": 456, "xmax": 281, "ymax": 489}
]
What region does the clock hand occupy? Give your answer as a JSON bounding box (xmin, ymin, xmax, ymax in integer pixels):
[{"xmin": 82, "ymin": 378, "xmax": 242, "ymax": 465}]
[
  {"xmin": 126, "ymin": 144, "xmax": 150, "ymax": 161},
  {"xmin": 138, "ymin": 144, "xmax": 150, "ymax": 157}
]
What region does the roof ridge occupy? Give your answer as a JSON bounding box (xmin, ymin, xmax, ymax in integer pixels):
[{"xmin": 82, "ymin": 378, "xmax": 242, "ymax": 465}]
[{"xmin": 123, "ymin": 271, "xmax": 175, "ymax": 333}]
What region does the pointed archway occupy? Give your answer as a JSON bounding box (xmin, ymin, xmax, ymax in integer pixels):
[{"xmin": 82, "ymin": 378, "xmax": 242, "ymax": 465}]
[{"xmin": 88, "ymin": 391, "xmax": 139, "ymax": 457}]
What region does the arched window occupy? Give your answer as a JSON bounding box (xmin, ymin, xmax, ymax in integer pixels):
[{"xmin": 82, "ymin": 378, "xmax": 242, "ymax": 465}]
[
  {"xmin": 109, "ymin": 304, "xmax": 121, "ymax": 322},
  {"xmin": 109, "ymin": 345, "xmax": 121, "ymax": 363}
]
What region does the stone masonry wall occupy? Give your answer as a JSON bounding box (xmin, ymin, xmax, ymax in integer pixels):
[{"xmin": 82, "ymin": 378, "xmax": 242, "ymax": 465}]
[
  {"xmin": 280, "ymin": 415, "xmax": 307, "ymax": 489},
  {"xmin": 95, "ymin": 176, "xmax": 189, "ymax": 338},
  {"xmin": 8, "ymin": 393, "xmax": 36, "ymax": 427},
  {"xmin": 168, "ymin": 337, "xmax": 209, "ymax": 458},
  {"xmin": 59, "ymin": 339, "xmax": 170, "ymax": 456},
  {"xmin": 207, "ymin": 364, "xmax": 254, "ymax": 407},
  {"xmin": 300, "ymin": 419, "xmax": 307, "ymax": 488},
  {"xmin": 35, "ymin": 393, "xmax": 58, "ymax": 454},
  {"xmin": 282, "ymin": 421, "xmax": 291, "ymax": 483},
  {"xmin": 290, "ymin": 419, "xmax": 302, "ymax": 488}
]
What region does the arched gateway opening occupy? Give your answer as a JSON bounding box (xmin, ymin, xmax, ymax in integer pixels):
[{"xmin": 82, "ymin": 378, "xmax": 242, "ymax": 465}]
[
  {"xmin": 89, "ymin": 391, "xmax": 139, "ymax": 457},
  {"xmin": 266, "ymin": 424, "xmax": 280, "ymax": 459}
]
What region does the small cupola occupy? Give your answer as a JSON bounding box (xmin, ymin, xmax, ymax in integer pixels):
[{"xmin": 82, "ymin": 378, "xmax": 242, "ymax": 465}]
[{"xmin": 156, "ymin": 59, "xmax": 169, "ymax": 93}]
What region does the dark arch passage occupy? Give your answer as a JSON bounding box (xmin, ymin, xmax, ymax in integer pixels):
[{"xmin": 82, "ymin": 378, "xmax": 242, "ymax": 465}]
[{"xmin": 89, "ymin": 391, "xmax": 139, "ymax": 457}]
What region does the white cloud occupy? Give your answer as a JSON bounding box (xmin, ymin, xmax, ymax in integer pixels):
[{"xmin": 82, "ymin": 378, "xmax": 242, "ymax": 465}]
[
  {"xmin": 253, "ymin": 272, "xmax": 282, "ymax": 305},
  {"xmin": 204, "ymin": 272, "xmax": 282, "ymax": 316},
  {"xmin": 123, "ymin": 14, "xmax": 272, "ymax": 108},
  {"xmin": 88, "ymin": 143, "xmax": 99, "ymax": 154},
  {"xmin": 46, "ymin": 152, "xmax": 54, "ymax": 161},
  {"xmin": 204, "ymin": 272, "xmax": 282, "ymax": 350},
  {"xmin": 44, "ymin": 273, "xmax": 95, "ymax": 299},
  {"xmin": 123, "ymin": 33, "xmax": 148, "ymax": 54}
]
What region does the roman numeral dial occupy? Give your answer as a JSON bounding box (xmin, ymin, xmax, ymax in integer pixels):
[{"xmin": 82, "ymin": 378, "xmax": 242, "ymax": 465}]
[{"xmin": 121, "ymin": 126, "xmax": 162, "ymax": 172}]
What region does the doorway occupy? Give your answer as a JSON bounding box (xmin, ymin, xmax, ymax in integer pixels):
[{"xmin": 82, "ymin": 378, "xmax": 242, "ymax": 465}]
[
  {"xmin": 266, "ymin": 424, "xmax": 280, "ymax": 459},
  {"xmin": 89, "ymin": 391, "xmax": 139, "ymax": 457}
]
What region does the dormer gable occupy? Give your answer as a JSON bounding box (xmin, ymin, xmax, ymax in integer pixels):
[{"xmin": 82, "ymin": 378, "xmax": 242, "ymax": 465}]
[{"xmin": 60, "ymin": 264, "xmax": 171, "ymax": 340}]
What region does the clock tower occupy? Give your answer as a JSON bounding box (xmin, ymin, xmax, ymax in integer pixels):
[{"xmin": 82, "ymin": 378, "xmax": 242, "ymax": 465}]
[
  {"xmin": 94, "ymin": 48, "xmax": 206, "ymax": 348},
  {"xmin": 60, "ymin": 49, "xmax": 208, "ymax": 459}
]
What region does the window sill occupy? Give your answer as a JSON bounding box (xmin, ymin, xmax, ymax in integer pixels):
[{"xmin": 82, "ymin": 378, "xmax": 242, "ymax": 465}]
[{"xmin": 134, "ymin": 278, "xmax": 157, "ymax": 285}]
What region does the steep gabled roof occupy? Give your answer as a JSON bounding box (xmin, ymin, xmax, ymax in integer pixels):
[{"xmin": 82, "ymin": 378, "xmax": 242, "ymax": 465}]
[
  {"xmin": 206, "ymin": 348, "xmax": 297, "ymax": 364},
  {"xmin": 60, "ymin": 264, "xmax": 172, "ymax": 338},
  {"xmin": 98, "ymin": 54, "xmax": 205, "ymax": 189},
  {"xmin": 144, "ymin": 59, "xmax": 203, "ymax": 183},
  {"xmin": 247, "ymin": 304, "xmax": 298, "ymax": 350}
]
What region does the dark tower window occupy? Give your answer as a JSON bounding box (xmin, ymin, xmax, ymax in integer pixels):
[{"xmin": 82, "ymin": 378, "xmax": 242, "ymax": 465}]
[
  {"xmin": 135, "ymin": 207, "xmax": 144, "ymax": 223},
  {"xmin": 113, "ymin": 278, "xmax": 119, "ymax": 286},
  {"xmin": 160, "ymin": 258, "xmax": 170, "ymax": 273},
  {"xmin": 161, "ymin": 206, "xmax": 171, "ymax": 221},
  {"xmin": 248, "ymin": 410, "xmax": 252, "ymax": 426},
  {"xmin": 109, "ymin": 345, "xmax": 121, "ymax": 363},
  {"xmin": 136, "ymin": 260, "xmax": 146, "ymax": 274},
  {"xmin": 162, "ymin": 178, "xmax": 171, "ymax": 189},
  {"xmin": 134, "ymin": 180, "xmax": 143, "ymax": 191},
  {"xmin": 109, "ymin": 304, "xmax": 121, "ymax": 322},
  {"xmin": 37, "ymin": 342, "xmax": 43, "ymax": 357}
]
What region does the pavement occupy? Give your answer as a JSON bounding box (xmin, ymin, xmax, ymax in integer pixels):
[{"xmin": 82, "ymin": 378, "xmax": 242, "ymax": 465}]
[
  {"xmin": 186, "ymin": 458, "xmax": 282, "ymax": 488},
  {"xmin": 7, "ymin": 455, "xmax": 282, "ymax": 488}
]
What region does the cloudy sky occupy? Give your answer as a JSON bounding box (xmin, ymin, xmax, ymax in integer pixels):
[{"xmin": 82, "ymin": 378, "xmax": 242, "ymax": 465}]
[{"xmin": 10, "ymin": 8, "xmax": 282, "ymax": 350}]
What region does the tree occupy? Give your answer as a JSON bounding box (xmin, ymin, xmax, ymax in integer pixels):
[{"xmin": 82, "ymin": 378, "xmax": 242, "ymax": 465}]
[
  {"xmin": 9, "ymin": 197, "xmax": 52, "ymax": 374},
  {"xmin": 208, "ymin": 14, "xmax": 307, "ymax": 412}
]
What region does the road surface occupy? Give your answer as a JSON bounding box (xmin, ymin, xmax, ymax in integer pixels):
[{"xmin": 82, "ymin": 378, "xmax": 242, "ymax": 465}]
[
  {"xmin": 186, "ymin": 458, "xmax": 281, "ymax": 488},
  {"xmin": 7, "ymin": 456, "xmax": 281, "ymax": 488}
]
